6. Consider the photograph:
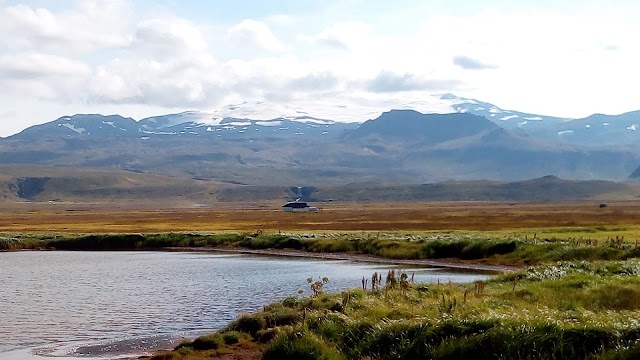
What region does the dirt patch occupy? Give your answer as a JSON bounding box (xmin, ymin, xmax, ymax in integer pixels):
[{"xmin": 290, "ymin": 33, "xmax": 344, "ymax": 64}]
[{"xmin": 141, "ymin": 342, "xmax": 263, "ymax": 360}]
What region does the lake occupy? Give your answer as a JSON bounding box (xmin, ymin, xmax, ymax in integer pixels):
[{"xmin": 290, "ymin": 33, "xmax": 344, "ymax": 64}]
[{"xmin": 0, "ymin": 251, "xmax": 490, "ymax": 359}]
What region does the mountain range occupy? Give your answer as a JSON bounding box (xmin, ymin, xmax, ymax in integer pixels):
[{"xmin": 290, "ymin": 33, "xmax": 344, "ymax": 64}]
[
  {"xmin": 1, "ymin": 93, "xmax": 640, "ymax": 189},
  {"xmin": 0, "ymin": 164, "xmax": 637, "ymax": 205}
]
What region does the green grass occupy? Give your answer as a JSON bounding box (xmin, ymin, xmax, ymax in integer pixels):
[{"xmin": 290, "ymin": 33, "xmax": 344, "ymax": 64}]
[
  {"xmin": 190, "ymin": 334, "xmax": 224, "ymax": 350},
  {"xmin": 5, "ymin": 230, "xmax": 640, "ymax": 268},
  {"xmin": 153, "ymin": 260, "xmax": 640, "ymax": 359},
  {"xmin": 227, "ymin": 313, "xmax": 268, "ymax": 336},
  {"xmin": 12, "ymin": 228, "xmax": 640, "ymax": 359},
  {"xmin": 263, "ymin": 331, "xmax": 345, "ymax": 360},
  {"xmin": 221, "ymin": 331, "xmax": 251, "ymax": 345},
  {"xmin": 0, "ymin": 236, "xmax": 46, "ymax": 250}
]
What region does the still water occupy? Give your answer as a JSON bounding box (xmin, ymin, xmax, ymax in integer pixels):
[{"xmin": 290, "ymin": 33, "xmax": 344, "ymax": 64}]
[{"xmin": 0, "ymin": 251, "xmax": 489, "ymax": 359}]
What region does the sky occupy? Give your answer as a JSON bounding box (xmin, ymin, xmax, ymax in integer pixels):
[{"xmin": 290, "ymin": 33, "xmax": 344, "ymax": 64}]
[{"xmin": 0, "ymin": 0, "xmax": 639, "ymax": 136}]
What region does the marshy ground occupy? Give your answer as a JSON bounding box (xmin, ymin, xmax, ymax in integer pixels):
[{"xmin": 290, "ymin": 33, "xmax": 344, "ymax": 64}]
[
  {"xmin": 150, "ymin": 261, "xmax": 640, "ymax": 360},
  {"xmin": 1, "ymin": 200, "xmax": 640, "ymax": 233},
  {"xmin": 6, "ymin": 200, "xmax": 640, "ymax": 359}
]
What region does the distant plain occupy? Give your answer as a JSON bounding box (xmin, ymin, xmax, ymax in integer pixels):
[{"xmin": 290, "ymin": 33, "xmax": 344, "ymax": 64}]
[{"xmin": 2, "ymin": 200, "xmax": 640, "ymax": 236}]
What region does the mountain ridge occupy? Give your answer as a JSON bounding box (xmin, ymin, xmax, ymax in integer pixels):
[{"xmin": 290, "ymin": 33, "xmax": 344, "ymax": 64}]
[
  {"xmin": 3, "ymin": 96, "xmax": 640, "ymax": 185},
  {"xmin": 7, "ymin": 93, "xmax": 640, "ymax": 145},
  {"xmin": 0, "ymin": 164, "xmax": 638, "ymax": 205}
]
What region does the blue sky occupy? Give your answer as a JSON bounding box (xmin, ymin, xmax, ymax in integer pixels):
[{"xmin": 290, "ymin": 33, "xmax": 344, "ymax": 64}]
[{"xmin": 0, "ymin": 0, "xmax": 638, "ymax": 136}]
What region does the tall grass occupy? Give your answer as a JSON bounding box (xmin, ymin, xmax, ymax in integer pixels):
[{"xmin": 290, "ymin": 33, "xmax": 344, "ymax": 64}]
[
  {"xmin": 152, "ymin": 260, "xmax": 640, "ymax": 359},
  {"xmin": 0, "ymin": 236, "xmax": 45, "ymax": 250}
]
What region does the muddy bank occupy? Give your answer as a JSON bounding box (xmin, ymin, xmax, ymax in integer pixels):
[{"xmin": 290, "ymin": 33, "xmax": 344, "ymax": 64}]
[{"xmin": 170, "ymin": 246, "xmax": 518, "ymax": 273}]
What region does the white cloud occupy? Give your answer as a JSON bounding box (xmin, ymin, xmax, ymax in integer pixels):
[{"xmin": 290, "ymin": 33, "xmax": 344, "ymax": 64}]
[
  {"xmin": 87, "ymin": 56, "xmax": 223, "ymax": 107},
  {"xmin": 132, "ymin": 18, "xmax": 210, "ymax": 59},
  {"xmin": 0, "ymin": 1, "xmax": 131, "ymax": 52},
  {"xmin": 0, "ymin": 52, "xmax": 90, "ymax": 79},
  {"xmin": 1, "ymin": 1, "xmax": 640, "ymax": 136},
  {"xmin": 364, "ymin": 71, "xmax": 461, "ymax": 93},
  {"xmin": 226, "ymin": 19, "xmax": 286, "ymax": 52},
  {"xmin": 0, "ymin": 52, "xmax": 91, "ymax": 100},
  {"xmin": 414, "ymin": 8, "xmax": 640, "ymax": 116},
  {"xmin": 453, "ymin": 56, "xmax": 497, "ymax": 70}
]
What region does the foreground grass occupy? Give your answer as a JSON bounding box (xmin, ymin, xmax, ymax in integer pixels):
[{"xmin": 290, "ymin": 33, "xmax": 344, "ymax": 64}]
[
  {"xmin": 6, "ymin": 229, "xmax": 640, "ymax": 358},
  {"xmin": 151, "ymin": 260, "xmax": 640, "ymax": 360},
  {"xmin": 3, "ymin": 229, "xmax": 640, "ymax": 267}
]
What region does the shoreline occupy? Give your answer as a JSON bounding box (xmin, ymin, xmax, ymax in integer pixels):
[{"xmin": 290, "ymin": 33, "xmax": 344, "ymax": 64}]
[
  {"xmin": 3, "ymin": 246, "xmax": 519, "ymax": 273},
  {"xmin": 169, "ymin": 246, "xmax": 519, "ymax": 273}
]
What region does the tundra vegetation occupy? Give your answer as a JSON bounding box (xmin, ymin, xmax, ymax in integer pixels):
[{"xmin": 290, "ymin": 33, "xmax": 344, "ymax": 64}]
[
  {"xmin": 3, "ymin": 229, "xmax": 640, "ymax": 266},
  {"xmin": 151, "ymin": 261, "xmax": 640, "ymax": 360},
  {"xmin": 5, "ymin": 228, "xmax": 640, "ymax": 359}
]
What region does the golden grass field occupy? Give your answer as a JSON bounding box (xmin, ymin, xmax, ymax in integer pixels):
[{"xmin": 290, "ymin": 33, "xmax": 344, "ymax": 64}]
[{"xmin": 1, "ymin": 200, "xmax": 640, "ymax": 237}]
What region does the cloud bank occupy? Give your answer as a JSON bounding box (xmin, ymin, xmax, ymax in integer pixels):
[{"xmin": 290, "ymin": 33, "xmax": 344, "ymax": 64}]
[{"xmin": 0, "ymin": 1, "xmax": 638, "ymax": 135}]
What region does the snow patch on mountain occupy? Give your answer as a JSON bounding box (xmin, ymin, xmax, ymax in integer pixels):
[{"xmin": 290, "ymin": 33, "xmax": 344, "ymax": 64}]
[
  {"xmin": 143, "ymin": 111, "xmax": 220, "ymax": 129},
  {"xmin": 210, "ymin": 101, "xmax": 300, "ymax": 122},
  {"xmin": 226, "ymin": 121, "xmax": 252, "ymax": 126},
  {"xmin": 138, "ymin": 94, "xmax": 469, "ymax": 132},
  {"xmin": 208, "ymin": 94, "xmax": 467, "ymax": 124},
  {"xmin": 255, "ymin": 121, "xmax": 282, "ymax": 127},
  {"xmin": 59, "ymin": 123, "xmax": 85, "ymax": 134}
]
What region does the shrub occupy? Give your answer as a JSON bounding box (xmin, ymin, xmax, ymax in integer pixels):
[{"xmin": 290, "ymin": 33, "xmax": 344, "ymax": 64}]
[
  {"xmin": 263, "ymin": 332, "xmax": 345, "ymax": 360},
  {"xmin": 460, "ymin": 240, "xmax": 517, "ymax": 259},
  {"xmin": 48, "ymin": 234, "xmax": 146, "ymax": 250},
  {"xmin": 422, "ymin": 240, "xmax": 467, "ymax": 259},
  {"xmin": 227, "ymin": 313, "xmax": 267, "ymax": 335},
  {"xmin": 591, "ymin": 284, "xmax": 640, "ymax": 310},
  {"xmin": 191, "ymin": 334, "xmax": 223, "ymax": 350},
  {"xmin": 221, "ymin": 331, "xmax": 250, "ymax": 345},
  {"xmin": 175, "ymin": 346, "xmax": 195, "ymax": 356},
  {"xmin": 173, "ymin": 341, "xmax": 191, "ymax": 351},
  {"xmin": 597, "ymin": 341, "xmax": 640, "ymax": 360},
  {"xmin": 282, "ymin": 296, "xmax": 299, "ymax": 308},
  {"xmin": 256, "ymin": 328, "xmax": 280, "ymax": 343},
  {"xmin": 264, "ymin": 307, "xmax": 302, "ymax": 327}
]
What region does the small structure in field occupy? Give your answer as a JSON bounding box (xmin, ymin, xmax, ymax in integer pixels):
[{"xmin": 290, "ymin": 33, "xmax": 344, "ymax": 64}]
[{"xmin": 282, "ymin": 201, "xmax": 319, "ymax": 212}]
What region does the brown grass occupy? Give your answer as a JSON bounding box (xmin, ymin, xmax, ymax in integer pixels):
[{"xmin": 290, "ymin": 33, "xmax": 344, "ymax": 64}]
[
  {"xmin": 1, "ymin": 200, "xmax": 639, "ymax": 233},
  {"xmin": 149, "ymin": 341, "xmax": 263, "ymax": 360}
]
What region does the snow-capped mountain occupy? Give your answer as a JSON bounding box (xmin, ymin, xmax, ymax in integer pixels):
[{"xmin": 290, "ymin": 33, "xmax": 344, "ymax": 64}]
[
  {"xmin": 10, "ymin": 109, "xmax": 359, "ymax": 141},
  {"xmin": 444, "ymin": 94, "xmax": 640, "ymax": 145},
  {"xmin": 10, "ymin": 95, "xmax": 472, "ymax": 140},
  {"xmin": 7, "ymin": 93, "xmax": 640, "ymax": 146},
  {"xmin": 8, "ymin": 114, "xmax": 140, "ymax": 138},
  {"xmin": 531, "ymin": 110, "xmax": 640, "ymax": 145},
  {"xmin": 3, "ymin": 103, "xmax": 640, "ymax": 184},
  {"xmin": 443, "ymin": 94, "xmax": 569, "ymax": 129}
]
